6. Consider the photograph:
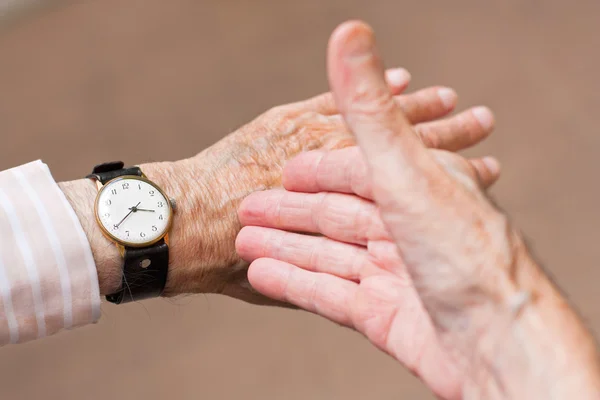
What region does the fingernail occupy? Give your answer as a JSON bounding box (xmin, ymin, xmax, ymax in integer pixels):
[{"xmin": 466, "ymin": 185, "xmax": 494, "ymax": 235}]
[
  {"xmin": 385, "ymin": 68, "xmax": 411, "ymax": 87},
  {"xmin": 472, "ymin": 106, "xmax": 495, "ymax": 130},
  {"xmin": 437, "ymin": 88, "xmax": 457, "ymax": 109},
  {"xmin": 482, "ymin": 156, "xmax": 500, "ymax": 175}
]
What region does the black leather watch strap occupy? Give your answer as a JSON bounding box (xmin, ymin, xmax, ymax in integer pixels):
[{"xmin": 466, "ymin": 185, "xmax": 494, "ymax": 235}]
[
  {"xmin": 105, "ymin": 240, "xmax": 169, "ymax": 304},
  {"xmin": 86, "ymin": 161, "xmax": 142, "ymax": 184},
  {"xmin": 87, "ymin": 161, "xmax": 170, "ymax": 304}
]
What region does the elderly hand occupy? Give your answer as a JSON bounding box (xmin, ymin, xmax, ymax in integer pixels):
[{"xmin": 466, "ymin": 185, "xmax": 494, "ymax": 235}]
[
  {"xmin": 142, "ymin": 66, "xmax": 495, "ymax": 304},
  {"xmin": 64, "ymin": 64, "xmax": 494, "ymax": 307},
  {"xmin": 237, "ymin": 146, "xmax": 499, "ymax": 398},
  {"xmin": 236, "ymin": 20, "xmax": 600, "ymax": 399}
]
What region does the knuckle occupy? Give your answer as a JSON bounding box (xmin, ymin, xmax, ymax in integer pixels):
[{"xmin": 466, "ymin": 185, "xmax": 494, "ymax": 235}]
[
  {"xmin": 467, "ymin": 160, "xmax": 484, "ymax": 180},
  {"xmin": 349, "ymin": 155, "xmax": 370, "ymax": 195},
  {"xmin": 417, "ymin": 127, "xmax": 439, "ymax": 149},
  {"xmin": 312, "ymin": 192, "xmax": 330, "ymax": 228},
  {"xmin": 264, "ymin": 105, "xmax": 295, "ymax": 129},
  {"xmin": 354, "ymin": 203, "xmax": 378, "ymax": 242},
  {"xmin": 348, "ymin": 86, "xmax": 396, "ymax": 117},
  {"xmin": 265, "ymin": 104, "xmax": 289, "ymax": 118}
]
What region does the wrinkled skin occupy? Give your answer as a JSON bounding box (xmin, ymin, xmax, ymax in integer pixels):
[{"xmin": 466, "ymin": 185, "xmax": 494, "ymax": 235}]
[
  {"xmin": 236, "ymin": 146, "xmax": 499, "ymax": 399},
  {"xmin": 236, "ymin": 20, "xmax": 600, "ymax": 399},
  {"xmin": 150, "ymin": 68, "xmax": 495, "ymax": 307}
]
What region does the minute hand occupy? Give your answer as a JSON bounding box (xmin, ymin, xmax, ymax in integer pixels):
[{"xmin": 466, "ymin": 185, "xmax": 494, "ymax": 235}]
[
  {"xmin": 116, "ymin": 202, "xmax": 141, "ymax": 228},
  {"xmin": 135, "ymin": 208, "xmax": 155, "ymax": 212}
]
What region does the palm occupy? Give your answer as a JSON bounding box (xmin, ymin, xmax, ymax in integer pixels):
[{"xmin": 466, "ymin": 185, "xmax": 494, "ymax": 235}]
[
  {"xmin": 353, "ymin": 248, "xmax": 433, "ymax": 352},
  {"xmin": 237, "ymin": 205, "xmax": 463, "ymax": 398},
  {"xmin": 236, "ymin": 144, "xmax": 499, "ymax": 399},
  {"xmin": 351, "ymin": 243, "xmax": 461, "ymax": 398}
]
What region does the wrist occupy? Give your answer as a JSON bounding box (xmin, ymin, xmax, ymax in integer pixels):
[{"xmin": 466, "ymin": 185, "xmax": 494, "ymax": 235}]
[
  {"xmin": 466, "ymin": 230, "xmax": 600, "ymax": 398},
  {"xmin": 58, "ymin": 158, "xmax": 229, "ymax": 296},
  {"xmin": 149, "ymin": 152, "xmax": 256, "ymax": 296},
  {"xmin": 139, "ymin": 158, "xmax": 233, "ymax": 295},
  {"xmin": 59, "ymin": 118, "xmax": 304, "ymax": 302}
]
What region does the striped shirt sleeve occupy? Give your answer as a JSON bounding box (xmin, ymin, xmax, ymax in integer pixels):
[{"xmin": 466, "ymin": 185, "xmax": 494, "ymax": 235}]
[{"xmin": 0, "ymin": 160, "xmax": 100, "ymax": 345}]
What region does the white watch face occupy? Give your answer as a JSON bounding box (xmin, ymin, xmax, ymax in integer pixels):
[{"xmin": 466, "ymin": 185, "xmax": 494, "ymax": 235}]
[{"xmin": 96, "ymin": 176, "xmax": 173, "ymax": 246}]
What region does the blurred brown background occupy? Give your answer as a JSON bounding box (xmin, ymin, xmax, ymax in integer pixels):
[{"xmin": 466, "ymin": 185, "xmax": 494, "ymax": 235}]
[{"xmin": 0, "ymin": 1, "xmax": 599, "ymax": 399}]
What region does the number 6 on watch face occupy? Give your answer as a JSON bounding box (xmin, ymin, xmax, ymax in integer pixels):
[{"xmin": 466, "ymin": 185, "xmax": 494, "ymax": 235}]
[{"xmin": 95, "ymin": 176, "xmax": 173, "ymax": 246}]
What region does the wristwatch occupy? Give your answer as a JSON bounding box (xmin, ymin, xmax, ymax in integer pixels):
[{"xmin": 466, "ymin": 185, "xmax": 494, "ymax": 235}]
[{"xmin": 87, "ymin": 161, "xmax": 176, "ymax": 304}]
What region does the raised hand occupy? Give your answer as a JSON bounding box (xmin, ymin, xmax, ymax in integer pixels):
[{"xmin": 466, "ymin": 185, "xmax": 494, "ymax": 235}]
[{"xmin": 236, "ymin": 20, "xmax": 600, "ymax": 399}]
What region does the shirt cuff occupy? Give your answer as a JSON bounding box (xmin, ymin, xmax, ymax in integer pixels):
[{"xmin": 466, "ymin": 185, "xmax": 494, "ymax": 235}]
[{"xmin": 0, "ymin": 160, "xmax": 100, "ymax": 345}]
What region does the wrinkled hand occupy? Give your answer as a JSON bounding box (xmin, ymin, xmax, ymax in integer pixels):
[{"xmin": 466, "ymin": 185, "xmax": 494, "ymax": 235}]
[
  {"xmin": 234, "ymin": 21, "xmax": 508, "ymax": 399},
  {"xmin": 162, "ymin": 67, "xmax": 494, "ymax": 305},
  {"xmin": 237, "ymin": 20, "xmax": 600, "ymax": 399},
  {"xmin": 236, "ymin": 145, "xmax": 498, "ymax": 399}
]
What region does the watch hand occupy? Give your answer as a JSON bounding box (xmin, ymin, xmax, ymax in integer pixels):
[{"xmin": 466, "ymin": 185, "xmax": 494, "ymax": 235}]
[
  {"xmin": 116, "ymin": 202, "xmax": 141, "ymax": 228},
  {"xmin": 134, "ymin": 208, "xmax": 155, "ymax": 212}
]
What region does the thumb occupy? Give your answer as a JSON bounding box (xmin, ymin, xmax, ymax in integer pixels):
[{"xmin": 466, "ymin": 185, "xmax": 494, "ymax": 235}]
[{"xmin": 327, "ymin": 21, "xmax": 443, "ymax": 196}]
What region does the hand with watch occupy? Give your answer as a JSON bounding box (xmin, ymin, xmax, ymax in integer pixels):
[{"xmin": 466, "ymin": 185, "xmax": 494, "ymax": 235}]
[{"xmin": 58, "ymin": 71, "xmax": 496, "ymax": 305}]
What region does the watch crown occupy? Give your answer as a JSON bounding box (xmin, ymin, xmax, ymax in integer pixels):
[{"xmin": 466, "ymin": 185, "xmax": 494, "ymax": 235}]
[{"xmin": 170, "ymin": 198, "xmax": 177, "ymax": 211}]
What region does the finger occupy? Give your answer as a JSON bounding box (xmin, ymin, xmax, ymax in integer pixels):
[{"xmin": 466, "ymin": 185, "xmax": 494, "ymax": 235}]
[
  {"xmin": 415, "ymin": 106, "xmax": 495, "ymax": 151},
  {"xmin": 325, "ymin": 85, "xmax": 458, "ymax": 130},
  {"xmin": 237, "ymin": 226, "xmax": 379, "ymax": 281},
  {"xmin": 324, "ymin": 92, "xmax": 477, "ymax": 154},
  {"xmin": 283, "ymin": 146, "xmax": 500, "ymax": 197},
  {"xmin": 248, "ymin": 258, "xmax": 358, "ymax": 327},
  {"xmin": 469, "ymin": 156, "xmax": 501, "ymax": 188},
  {"xmin": 328, "ymin": 22, "xmax": 443, "ymax": 193},
  {"xmin": 248, "ymin": 253, "xmax": 461, "ymax": 400},
  {"xmin": 283, "ymin": 147, "xmax": 373, "ymax": 198},
  {"xmin": 430, "ymin": 150, "xmax": 501, "ymax": 190},
  {"xmin": 384, "ymin": 68, "xmax": 412, "ymax": 94},
  {"xmin": 396, "ymin": 86, "xmax": 457, "ymax": 124},
  {"xmin": 299, "ymin": 67, "xmax": 411, "ymax": 114},
  {"xmin": 238, "ymin": 189, "xmax": 389, "ymax": 245}
]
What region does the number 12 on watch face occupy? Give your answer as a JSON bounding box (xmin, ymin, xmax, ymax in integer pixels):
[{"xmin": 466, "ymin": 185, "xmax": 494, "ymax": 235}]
[{"xmin": 96, "ymin": 177, "xmax": 172, "ymax": 246}]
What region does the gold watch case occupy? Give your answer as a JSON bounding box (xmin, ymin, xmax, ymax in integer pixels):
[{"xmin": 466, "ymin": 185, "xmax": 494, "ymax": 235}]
[{"xmin": 92, "ymin": 174, "xmax": 175, "ymax": 256}]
